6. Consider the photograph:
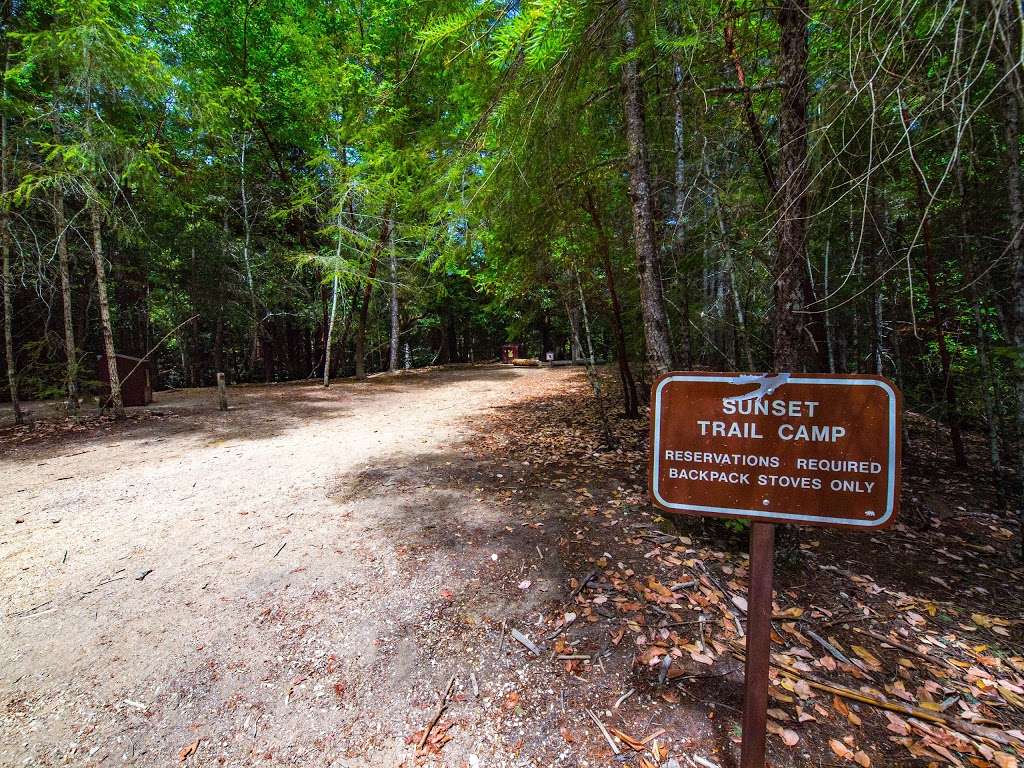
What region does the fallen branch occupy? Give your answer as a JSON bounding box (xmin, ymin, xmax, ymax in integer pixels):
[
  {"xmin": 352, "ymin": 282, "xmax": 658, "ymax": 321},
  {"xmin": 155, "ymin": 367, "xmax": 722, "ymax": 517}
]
[
  {"xmin": 731, "ymin": 644, "xmax": 1022, "ymax": 749},
  {"xmin": 850, "ymin": 625, "xmax": 954, "ymax": 668},
  {"xmin": 418, "ymin": 675, "xmax": 456, "ymax": 749}
]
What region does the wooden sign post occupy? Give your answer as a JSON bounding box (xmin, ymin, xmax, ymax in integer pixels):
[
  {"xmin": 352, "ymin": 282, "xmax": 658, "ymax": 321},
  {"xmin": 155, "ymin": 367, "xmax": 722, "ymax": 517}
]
[{"xmin": 648, "ymin": 372, "xmax": 902, "ymax": 768}]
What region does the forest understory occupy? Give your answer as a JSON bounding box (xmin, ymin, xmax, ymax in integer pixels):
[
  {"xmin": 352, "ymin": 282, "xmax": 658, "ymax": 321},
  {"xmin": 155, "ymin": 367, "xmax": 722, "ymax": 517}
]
[{"xmin": 1, "ymin": 365, "xmax": 1021, "ymax": 768}]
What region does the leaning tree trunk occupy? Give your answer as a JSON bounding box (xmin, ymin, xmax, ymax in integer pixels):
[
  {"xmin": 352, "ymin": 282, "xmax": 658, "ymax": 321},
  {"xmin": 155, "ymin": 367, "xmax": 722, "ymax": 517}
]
[
  {"xmin": 1, "ymin": 26, "xmax": 21, "ymax": 425},
  {"xmin": 388, "ymin": 226, "xmax": 399, "ymax": 372},
  {"xmin": 323, "ymin": 275, "xmax": 340, "ymax": 386},
  {"xmin": 90, "ymin": 203, "xmax": 123, "ymax": 417},
  {"xmin": 724, "ymin": 14, "xmax": 777, "ymax": 194},
  {"xmin": 618, "ymin": 0, "xmax": 675, "ymax": 376},
  {"xmin": 323, "ymin": 204, "xmax": 345, "ymax": 387}
]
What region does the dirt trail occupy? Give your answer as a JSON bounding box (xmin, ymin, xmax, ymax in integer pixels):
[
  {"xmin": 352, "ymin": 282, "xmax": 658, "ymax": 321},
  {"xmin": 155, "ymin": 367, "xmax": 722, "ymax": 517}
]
[
  {"xmin": 7, "ymin": 366, "xmax": 1020, "ymax": 768},
  {"xmin": 1, "ymin": 366, "xmax": 587, "ymax": 767}
]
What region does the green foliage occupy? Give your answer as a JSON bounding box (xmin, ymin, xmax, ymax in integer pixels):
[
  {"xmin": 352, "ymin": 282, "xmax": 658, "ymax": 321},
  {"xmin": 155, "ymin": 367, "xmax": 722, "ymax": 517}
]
[{"xmin": 0, "ymin": 0, "xmax": 1020, "ymax": 485}]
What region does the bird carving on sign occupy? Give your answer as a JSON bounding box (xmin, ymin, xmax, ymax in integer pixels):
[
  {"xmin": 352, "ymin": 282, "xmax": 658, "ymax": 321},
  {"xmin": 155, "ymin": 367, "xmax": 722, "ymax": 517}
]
[{"xmin": 722, "ymin": 373, "xmax": 791, "ymax": 405}]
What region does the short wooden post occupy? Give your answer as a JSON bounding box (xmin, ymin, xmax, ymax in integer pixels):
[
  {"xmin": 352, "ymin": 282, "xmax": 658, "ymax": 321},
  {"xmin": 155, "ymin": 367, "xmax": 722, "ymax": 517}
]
[{"xmin": 217, "ymin": 372, "xmax": 228, "ymax": 411}]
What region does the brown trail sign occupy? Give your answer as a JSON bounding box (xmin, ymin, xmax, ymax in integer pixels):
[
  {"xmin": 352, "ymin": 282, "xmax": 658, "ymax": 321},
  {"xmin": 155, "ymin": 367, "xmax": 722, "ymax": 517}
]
[{"xmin": 647, "ymin": 371, "xmax": 902, "ymax": 767}]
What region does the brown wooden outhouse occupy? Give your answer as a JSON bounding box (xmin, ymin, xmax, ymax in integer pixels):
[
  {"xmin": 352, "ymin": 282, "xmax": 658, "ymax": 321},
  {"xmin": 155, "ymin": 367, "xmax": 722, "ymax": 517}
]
[
  {"xmin": 501, "ymin": 343, "xmax": 521, "ymax": 364},
  {"xmin": 97, "ymin": 353, "xmax": 153, "ymax": 407}
]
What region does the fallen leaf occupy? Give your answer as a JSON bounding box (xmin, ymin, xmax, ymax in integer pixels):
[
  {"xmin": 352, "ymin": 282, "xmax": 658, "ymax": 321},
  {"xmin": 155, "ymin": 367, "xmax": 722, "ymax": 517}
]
[
  {"xmin": 179, "ymin": 739, "xmax": 200, "ymax": 762},
  {"xmin": 853, "ymin": 750, "xmax": 871, "ymax": 767},
  {"xmin": 830, "ymin": 738, "xmax": 854, "ymax": 760},
  {"xmin": 851, "ymin": 645, "xmax": 883, "ymax": 670}
]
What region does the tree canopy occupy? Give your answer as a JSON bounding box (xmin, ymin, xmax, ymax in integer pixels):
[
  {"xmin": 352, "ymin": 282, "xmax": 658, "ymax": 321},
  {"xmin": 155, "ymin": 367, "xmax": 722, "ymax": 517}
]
[{"xmin": 1, "ymin": 0, "xmax": 1022, "ymax": 502}]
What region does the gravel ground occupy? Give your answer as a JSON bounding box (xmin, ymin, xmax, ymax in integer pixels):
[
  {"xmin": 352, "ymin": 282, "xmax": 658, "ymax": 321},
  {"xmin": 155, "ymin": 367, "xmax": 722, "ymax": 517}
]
[{"xmin": 2, "ymin": 365, "xmax": 619, "ymax": 768}]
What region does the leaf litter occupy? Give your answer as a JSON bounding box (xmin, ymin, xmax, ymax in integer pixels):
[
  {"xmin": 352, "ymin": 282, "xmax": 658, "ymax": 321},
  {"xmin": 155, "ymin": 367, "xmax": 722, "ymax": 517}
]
[{"xmin": 459, "ymin": 371, "xmax": 1023, "ymax": 767}]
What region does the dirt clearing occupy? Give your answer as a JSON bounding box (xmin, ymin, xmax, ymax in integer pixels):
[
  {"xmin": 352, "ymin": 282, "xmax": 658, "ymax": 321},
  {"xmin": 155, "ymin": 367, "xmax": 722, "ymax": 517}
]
[{"xmin": 2, "ymin": 365, "xmax": 1022, "ymax": 768}]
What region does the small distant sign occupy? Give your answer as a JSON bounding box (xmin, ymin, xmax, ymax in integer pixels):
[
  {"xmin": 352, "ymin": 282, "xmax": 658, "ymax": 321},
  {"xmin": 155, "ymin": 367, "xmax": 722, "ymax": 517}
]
[
  {"xmin": 545, "ymin": 351, "xmax": 555, "ymax": 362},
  {"xmin": 649, "ymin": 372, "xmax": 901, "ymax": 529}
]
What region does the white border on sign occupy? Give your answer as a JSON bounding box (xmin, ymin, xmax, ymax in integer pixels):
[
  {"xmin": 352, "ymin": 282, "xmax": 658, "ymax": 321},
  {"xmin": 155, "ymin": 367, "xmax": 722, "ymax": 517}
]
[{"xmin": 651, "ymin": 375, "xmax": 898, "ymax": 527}]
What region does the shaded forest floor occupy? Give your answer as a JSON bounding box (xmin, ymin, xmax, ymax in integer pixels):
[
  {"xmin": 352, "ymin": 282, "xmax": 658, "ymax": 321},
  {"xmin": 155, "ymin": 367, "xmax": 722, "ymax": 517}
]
[{"xmin": 1, "ymin": 365, "xmax": 1022, "ymax": 768}]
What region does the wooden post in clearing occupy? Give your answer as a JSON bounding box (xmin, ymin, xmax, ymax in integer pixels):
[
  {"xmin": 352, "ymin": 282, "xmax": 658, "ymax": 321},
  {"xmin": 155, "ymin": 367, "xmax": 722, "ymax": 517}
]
[
  {"xmin": 740, "ymin": 522, "xmax": 775, "ymax": 768},
  {"xmin": 217, "ymin": 372, "xmax": 228, "ymax": 411}
]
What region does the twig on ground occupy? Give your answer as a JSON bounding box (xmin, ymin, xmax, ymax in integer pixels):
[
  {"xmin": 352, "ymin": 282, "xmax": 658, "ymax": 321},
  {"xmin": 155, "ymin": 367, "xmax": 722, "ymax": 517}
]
[
  {"xmin": 586, "ymin": 708, "xmax": 620, "ymax": 755},
  {"xmin": 569, "ymin": 570, "xmax": 597, "ymax": 601},
  {"xmin": 418, "ymin": 675, "xmax": 457, "ymax": 749},
  {"xmin": 8, "ymin": 600, "xmax": 52, "ymax": 618},
  {"xmin": 804, "ymin": 626, "xmax": 853, "ymax": 665},
  {"xmin": 733, "ymin": 643, "xmax": 1022, "ymax": 749},
  {"xmin": 510, "ymin": 627, "xmax": 541, "ymax": 656},
  {"xmin": 851, "ymin": 625, "xmax": 955, "ymax": 668},
  {"xmin": 614, "ymin": 688, "xmax": 635, "ymax": 709},
  {"xmin": 696, "ymin": 562, "xmax": 744, "ymax": 636}
]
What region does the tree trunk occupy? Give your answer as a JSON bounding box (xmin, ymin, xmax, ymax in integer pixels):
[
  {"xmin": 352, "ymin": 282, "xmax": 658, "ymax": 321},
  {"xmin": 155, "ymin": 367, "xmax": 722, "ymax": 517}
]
[
  {"xmin": 773, "ymin": 0, "xmax": 810, "ymax": 372},
  {"xmin": 908, "ymin": 148, "xmax": 966, "ymax": 468},
  {"xmin": 323, "ymin": 274, "xmax": 340, "ymax": 386},
  {"xmin": 239, "ymin": 132, "xmax": 260, "ymax": 374},
  {"xmin": 323, "ymin": 204, "xmax": 345, "ymax": 387},
  {"xmin": 823, "ymin": 241, "xmax": 836, "ymax": 373},
  {"xmin": 584, "ymin": 189, "xmax": 639, "ymax": 417},
  {"xmin": 705, "ymin": 154, "xmax": 754, "ymax": 371},
  {"xmin": 91, "ymin": 203, "xmax": 123, "ymax": 417},
  {"xmin": 213, "ymin": 306, "xmax": 224, "ymax": 377},
  {"xmin": 1, "ymin": 23, "xmax": 21, "ymax": 425},
  {"xmin": 1000, "ymin": 0, "xmax": 1024, "ymax": 555},
  {"xmin": 669, "ymin": 24, "xmax": 693, "ymax": 367},
  {"xmin": 724, "ymin": 15, "xmax": 777, "ymax": 194},
  {"xmin": 1, "ymin": 210, "xmax": 17, "ymax": 426},
  {"xmin": 388, "ymin": 225, "xmax": 399, "ymax": 372},
  {"xmin": 868, "ymin": 196, "xmax": 888, "ymax": 376},
  {"xmin": 51, "ymin": 93, "xmax": 78, "ymax": 413},
  {"xmin": 773, "ymin": 0, "xmax": 812, "ymax": 564},
  {"xmin": 618, "ymin": 0, "xmax": 675, "ymax": 376},
  {"xmin": 355, "ymin": 224, "xmax": 387, "ymax": 380},
  {"xmin": 729, "ymin": 5, "xmax": 828, "ymax": 371},
  {"xmin": 562, "ymin": 280, "xmax": 614, "ymax": 447}
]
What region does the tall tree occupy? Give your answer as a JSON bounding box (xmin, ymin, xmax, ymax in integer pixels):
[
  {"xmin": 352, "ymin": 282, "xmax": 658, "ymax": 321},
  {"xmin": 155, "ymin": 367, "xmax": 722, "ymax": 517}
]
[
  {"xmin": 772, "ymin": 0, "xmax": 810, "ymax": 371},
  {"xmin": 1, "ymin": 0, "xmax": 21, "ymax": 424},
  {"xmin": 618, "ymin": 0, "xmax": 675, "ymax": 376}
]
